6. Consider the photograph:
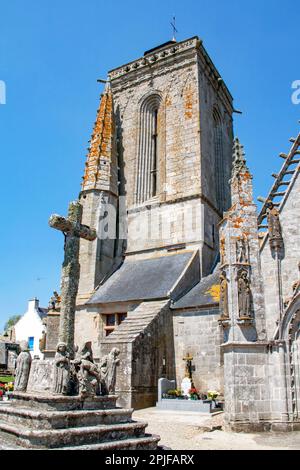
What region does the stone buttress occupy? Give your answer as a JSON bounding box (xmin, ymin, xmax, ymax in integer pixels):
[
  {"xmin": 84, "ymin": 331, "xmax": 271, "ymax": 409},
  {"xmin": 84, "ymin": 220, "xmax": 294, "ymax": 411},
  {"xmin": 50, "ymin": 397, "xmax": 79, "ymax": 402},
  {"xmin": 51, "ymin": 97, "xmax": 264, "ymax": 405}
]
[{"xmin": 219, "ymin": 139, "xmax": 270, "ymax": 431}]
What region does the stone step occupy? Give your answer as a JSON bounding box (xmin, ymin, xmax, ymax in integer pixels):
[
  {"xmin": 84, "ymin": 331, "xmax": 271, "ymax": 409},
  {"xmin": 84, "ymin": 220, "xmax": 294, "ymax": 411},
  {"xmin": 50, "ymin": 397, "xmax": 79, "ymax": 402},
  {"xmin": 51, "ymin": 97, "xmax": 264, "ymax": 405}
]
[
  {"xmin": 0, "ymin": 405, "xmax": 133, "ymax": 430},
  {"xmin": 11, "ymin": 392, "xmax": 117, "ymax": 411},
  {"xmin": 117, "ymin": 324, "xmax": 151, "ymax": 330},
  {"xmin": 0, "ymin": 420, "xmax": 148, "ymax": 448},
  {"xmin": 57, "ymin": 434, "xmax": 160, "ymax": 450},
  {"xmin": 118, "ymin": 319, "xmax": 154, "ymax": 326},
  {"xmin": 126, "ymin": 315, "xmax": 157, "ymax": 321}
]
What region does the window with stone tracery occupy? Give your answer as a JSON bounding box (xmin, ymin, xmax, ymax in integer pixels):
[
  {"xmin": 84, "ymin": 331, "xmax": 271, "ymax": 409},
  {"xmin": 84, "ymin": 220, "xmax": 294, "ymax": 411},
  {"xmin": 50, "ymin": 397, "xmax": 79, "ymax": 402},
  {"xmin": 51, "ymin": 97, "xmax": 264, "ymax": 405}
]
[{"xmin": 136, "ymin": 94, "xmax": 161, "ymax": 204}]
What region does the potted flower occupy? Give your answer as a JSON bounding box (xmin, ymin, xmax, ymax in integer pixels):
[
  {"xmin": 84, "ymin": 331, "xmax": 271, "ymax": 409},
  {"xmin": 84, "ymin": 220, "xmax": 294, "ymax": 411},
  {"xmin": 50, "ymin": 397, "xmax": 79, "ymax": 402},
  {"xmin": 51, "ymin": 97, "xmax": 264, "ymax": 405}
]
[
  {"xmin": 207, "ymin": 390, "xmax": 219, "ymax": 407},
  {"xmin": 4, "ymin": 382, "xmax": 14, "ymax": 399},
  {"xmin": 166, "ymin": 389, "xmax": 177, "ymax": 399},
  {"xmin": 175, "ymin": 389, "xmax": 184, "ymax": 399},
  {"xmin": 189, "ymin": 387, "xmax": 200, "ymax": 400},
  {"xmin": 0, "ymin": 383, "xmax": 4, "ymax": 401}
]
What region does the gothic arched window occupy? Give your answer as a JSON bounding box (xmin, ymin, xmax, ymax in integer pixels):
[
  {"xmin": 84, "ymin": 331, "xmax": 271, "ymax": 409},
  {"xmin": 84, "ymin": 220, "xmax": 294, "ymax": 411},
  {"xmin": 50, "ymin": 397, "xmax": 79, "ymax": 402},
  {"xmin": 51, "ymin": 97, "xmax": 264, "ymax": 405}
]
[
  {"xmin": 136, "ymin": 94, "xmax": 162, "ymax": 204},
  {"xmin": 213, "ymin": 108, "xmax": 225, "ymax": 213}
]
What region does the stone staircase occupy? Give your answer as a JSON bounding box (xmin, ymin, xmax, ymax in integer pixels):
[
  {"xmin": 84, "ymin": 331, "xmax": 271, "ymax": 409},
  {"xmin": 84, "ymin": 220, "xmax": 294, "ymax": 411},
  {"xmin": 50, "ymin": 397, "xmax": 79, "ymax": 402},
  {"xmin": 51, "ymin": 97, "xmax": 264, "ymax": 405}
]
[
  {"xmin": 102, "ymin": 300, "xmax": 170, "ymax": 343},
  {"xmin": 0, "ymin": 392, "xmax": 160, "ymax": 450}
]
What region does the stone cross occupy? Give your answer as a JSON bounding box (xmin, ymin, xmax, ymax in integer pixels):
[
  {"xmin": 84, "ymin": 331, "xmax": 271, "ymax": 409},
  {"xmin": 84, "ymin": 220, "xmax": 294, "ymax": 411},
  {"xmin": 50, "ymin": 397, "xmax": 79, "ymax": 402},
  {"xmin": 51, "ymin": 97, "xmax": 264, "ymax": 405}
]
[{"xmin": 49, "ymin": 201, "xmax": 97, "ymax": 355}]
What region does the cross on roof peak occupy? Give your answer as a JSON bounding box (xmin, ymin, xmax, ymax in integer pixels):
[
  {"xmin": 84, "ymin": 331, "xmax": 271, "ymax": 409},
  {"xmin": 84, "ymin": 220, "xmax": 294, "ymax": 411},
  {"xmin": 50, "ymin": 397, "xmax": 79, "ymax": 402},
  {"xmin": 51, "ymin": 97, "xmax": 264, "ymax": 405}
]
[{"xmin": 170, "ymin": 16, "xmax": 178, "ymax": 42}]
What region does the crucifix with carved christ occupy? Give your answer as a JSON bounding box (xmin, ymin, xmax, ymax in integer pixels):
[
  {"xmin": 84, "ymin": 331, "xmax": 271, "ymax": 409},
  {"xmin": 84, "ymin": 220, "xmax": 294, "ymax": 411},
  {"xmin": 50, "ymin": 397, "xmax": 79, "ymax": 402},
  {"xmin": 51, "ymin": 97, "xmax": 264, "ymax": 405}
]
[
  {"xmin": 183, "ymin": 353, "xmax": 194, "ymax": 380},
  {"xmin": 49, "ymin": 201, "xmax": 97, "ymax": 356}
]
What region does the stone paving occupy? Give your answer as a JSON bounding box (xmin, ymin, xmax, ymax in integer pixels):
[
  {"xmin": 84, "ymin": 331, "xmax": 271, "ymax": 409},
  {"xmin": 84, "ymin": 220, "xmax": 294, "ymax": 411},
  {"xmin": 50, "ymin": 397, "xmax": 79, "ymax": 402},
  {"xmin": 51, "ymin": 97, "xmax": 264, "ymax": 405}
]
[{"xmin": 133, "ymin": 407, "xmax": 300, "ymax": 450}]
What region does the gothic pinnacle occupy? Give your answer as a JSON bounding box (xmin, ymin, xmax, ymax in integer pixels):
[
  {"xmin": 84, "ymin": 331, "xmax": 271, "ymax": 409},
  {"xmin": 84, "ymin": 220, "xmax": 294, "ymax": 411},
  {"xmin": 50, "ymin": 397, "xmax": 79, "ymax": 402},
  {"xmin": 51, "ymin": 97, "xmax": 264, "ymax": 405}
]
[{"xmin": 231, "ymin": 137, "xmax": 249, "ymax": 178}]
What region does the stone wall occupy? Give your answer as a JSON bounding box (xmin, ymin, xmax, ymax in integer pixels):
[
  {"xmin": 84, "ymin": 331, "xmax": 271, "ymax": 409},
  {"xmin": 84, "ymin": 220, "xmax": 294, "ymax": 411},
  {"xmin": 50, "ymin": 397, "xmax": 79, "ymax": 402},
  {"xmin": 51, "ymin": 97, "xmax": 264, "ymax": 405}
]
[
  {"xmin": 197, "ymin": 55, "xmax": 233, "ymax": 214},
  {"xmin": 74, "ymin": 306, "xmax": 102, "ymax": 359},
  {"xmin": 260, "ymin": 172, "xmax": 300, "ymax": 339},
  {"xmin": 223, "ymin": 341, "xmax": 300, "ymax": 432},
  {"xmin": 77, "ymin": 191, "xmax": 118, "ymax": 304},
  {"xmin": 100, "ymin": 301, "xmax": 175, "ymax": 409},
  {"xmin": 223, "ymin": 343, "xmax": 271, "ymax": 431},
  {"xmin": 45, "ymin": 312, "xmax": 60, "ymax": 353},
  {"xmin": 172, "ymin": 307, "xmax": 223, "ymax": 394}
]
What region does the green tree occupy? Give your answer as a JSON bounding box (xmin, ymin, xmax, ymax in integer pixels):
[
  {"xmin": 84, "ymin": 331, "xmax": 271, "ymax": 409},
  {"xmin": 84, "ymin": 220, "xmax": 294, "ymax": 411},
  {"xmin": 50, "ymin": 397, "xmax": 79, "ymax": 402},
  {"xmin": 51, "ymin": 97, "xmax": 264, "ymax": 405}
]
[{"xmin": 3, "ymin": 315, "xmax": 21, "ymax": 333}]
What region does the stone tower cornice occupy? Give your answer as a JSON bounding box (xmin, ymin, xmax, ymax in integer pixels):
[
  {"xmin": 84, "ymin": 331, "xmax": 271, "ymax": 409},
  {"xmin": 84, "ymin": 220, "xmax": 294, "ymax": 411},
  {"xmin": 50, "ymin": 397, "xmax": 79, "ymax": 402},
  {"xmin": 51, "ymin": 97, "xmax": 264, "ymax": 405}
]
[{"xmin": 108, "ymin": 36, "xmax": 233, "ymax": 107}]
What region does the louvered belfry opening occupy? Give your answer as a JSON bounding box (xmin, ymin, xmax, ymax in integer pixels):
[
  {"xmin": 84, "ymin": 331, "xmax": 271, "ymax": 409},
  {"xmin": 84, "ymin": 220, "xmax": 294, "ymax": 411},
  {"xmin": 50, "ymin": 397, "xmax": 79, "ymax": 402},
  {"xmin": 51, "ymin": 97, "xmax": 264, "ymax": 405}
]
[
  {"xmin": 213, "ymin": 108, "xmax": 225, "ymax": 213},
  {"xmin": 136, "ymin": 94, "xmax": 162, "ymax": 204}
]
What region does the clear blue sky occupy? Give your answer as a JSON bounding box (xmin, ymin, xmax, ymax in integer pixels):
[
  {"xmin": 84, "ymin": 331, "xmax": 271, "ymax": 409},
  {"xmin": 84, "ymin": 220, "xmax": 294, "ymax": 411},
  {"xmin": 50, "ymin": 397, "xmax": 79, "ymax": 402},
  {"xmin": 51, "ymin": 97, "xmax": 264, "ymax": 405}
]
[{"xmin": 0, "ymin": 0, "xmax": 299, "ymax": 330}]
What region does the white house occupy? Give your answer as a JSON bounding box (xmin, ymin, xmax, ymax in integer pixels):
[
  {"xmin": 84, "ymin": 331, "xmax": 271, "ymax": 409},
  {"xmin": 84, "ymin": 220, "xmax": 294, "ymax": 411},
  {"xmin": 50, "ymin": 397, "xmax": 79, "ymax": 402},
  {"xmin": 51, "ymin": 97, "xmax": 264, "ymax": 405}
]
[{"xmin": 14, "ymin": 298, "xmax": 48, "ymax": 359}]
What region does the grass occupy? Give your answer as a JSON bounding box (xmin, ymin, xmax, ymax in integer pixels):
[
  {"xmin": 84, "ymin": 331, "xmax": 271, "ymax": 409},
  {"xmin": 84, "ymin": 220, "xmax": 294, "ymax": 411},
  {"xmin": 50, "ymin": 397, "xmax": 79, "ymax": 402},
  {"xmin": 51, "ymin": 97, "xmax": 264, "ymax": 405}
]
[{"xmin": 0, "ymin": 376, "xmax": 14, "ymax": 384}]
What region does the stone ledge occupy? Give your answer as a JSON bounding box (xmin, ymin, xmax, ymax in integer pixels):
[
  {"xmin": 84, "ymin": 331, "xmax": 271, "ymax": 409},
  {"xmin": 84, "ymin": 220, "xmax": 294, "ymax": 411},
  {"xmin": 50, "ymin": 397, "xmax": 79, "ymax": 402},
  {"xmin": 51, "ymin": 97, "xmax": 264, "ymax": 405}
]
[
  {"xmin": 0, "ymin": 405, "xmax": 134, "ymax": 429},
  {"xmin": 11, "ymin": 392, "xmax": 118, "ymax": 411},
  {"xmin": 54, "ymin": 434, "xmax": 161, "ymax": 451},
  {"xmin": 221, "ymin": 341, "xmax": 270, "ymax": 350},
  {"xmin": 0, "ymin": 420, "xmax": 148, "ymax": 448},
  {"xmin": 224, "ymin": 420, "xmax": 300, "ymax": 433}
]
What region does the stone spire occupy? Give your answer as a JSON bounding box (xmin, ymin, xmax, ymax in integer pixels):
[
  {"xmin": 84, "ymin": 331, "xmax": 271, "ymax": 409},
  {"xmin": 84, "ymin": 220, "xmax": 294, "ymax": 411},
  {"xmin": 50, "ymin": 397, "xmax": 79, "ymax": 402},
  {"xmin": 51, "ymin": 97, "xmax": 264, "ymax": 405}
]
[
  {"xmin": 81, "ymin": 82, "xmax": 118, "ymax": 195},
  {"xmin": 77, "ymin": 82, "xmax": 119, "ymax": 305},
  {"xmin": 230, "ymin": 137, "xmax": 253, "ymax": 206}
]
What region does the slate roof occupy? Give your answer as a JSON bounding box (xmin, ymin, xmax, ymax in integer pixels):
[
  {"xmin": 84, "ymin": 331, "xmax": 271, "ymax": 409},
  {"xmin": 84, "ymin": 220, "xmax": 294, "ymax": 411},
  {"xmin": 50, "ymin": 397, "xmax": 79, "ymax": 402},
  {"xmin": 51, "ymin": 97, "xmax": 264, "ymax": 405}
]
[
  {"xmin": 171, "ymin": 269, "xmax": 220, "ymax": 309},
  {"xmin": 88, "ymin": 252, "xmax": 194, "ymax": 304},
  {"xmin": 37, "ymin": 308, "xmax": 48, "ymax": 320}
]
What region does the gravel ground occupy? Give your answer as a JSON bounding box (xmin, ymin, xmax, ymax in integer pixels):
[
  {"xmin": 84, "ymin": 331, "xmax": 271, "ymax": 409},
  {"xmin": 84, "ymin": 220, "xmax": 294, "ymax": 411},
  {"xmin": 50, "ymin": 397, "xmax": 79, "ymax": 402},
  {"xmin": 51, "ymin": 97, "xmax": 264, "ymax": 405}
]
[{"xmin": 133, "ymin": 407, "xmax": 300, "ymax": 450}]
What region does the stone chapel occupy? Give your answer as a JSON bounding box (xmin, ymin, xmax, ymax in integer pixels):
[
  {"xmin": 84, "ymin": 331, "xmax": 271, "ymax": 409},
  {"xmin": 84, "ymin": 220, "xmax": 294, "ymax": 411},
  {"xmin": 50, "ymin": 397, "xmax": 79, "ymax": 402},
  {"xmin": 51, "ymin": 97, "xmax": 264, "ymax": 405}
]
[{"xmin": 45, "ymin": 35, "xmax": 300, "ymax": 432}]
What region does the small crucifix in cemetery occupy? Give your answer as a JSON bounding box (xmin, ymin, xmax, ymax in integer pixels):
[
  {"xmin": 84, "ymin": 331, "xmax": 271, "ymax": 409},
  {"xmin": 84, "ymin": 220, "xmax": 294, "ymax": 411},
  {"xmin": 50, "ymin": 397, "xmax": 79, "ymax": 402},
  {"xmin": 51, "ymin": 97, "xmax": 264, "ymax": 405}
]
[
  {"xmin": 49, "ymin": 201, "xmax": 97, "ymax": 357},
  {"xmin": 183, "ymin": 352, "xmax": 195, "ymax": 380}
]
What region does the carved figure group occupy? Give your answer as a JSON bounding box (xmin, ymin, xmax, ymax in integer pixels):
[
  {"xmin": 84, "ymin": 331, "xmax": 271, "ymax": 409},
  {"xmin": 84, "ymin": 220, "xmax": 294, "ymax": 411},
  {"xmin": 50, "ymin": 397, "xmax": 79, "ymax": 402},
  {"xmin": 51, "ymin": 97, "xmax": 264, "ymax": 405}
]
[
  {"xmin": 52, "ymin": 341, "xmax": 120, "ymax": 398},
  {"xmin": 72, "ymin": 342, "xmax": 101, "ymax": 398}
]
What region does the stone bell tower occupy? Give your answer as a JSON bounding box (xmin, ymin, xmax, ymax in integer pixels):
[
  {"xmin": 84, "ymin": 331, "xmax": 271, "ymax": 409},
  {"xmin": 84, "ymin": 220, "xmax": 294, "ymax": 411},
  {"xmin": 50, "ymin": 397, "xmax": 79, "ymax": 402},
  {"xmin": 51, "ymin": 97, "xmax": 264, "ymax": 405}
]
[
  {"xmin": 74, "ymin": 36, "xmax": 235, "ymax": 361},
  {"xmin": 107, "ymin": 36, "xmax": 234, "ymax": 275}
]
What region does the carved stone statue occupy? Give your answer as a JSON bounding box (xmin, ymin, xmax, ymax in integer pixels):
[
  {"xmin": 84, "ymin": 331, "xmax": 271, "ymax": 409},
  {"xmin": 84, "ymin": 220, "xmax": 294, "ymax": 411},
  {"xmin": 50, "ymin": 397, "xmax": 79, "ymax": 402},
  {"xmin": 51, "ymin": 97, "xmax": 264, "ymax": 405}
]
[
  {"xmin": 266, "ymin": 202, "xmax": 283, "ymax": 249},
  {"xmin": 73, "ymin": 342, "xmax": 101, "ymax": 398},
  {"xmin": 236, "ymin": 237, "xmax": 248, "ymax": 264},
  {"xmin": 237, "ymin": 270, "xmax": 252, "ymax": 318},
  {"xmin": 14, "ymin": 341, "xmax": 32, "ymax": 392},
  {"xmin": 100, "ymin": 348, "xmax": 120, "ymax": 395},
  {"xmin": 220, "ymin": 237, "xmax": 226, "ymax": 265},
  {"xmin": 48, "ymin": 291, "xmax": 61, "ymax": 311},
  {"xmin": 39, "ymin": 329, "xmax": 47, "ymax": 352},
  {"xmin": 53, "ymin": 342, "xmax": 70, "ymax": 395},
  {"xmin": 220, "ymin": 271, "xmax": 229, "ymax": 318}
]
